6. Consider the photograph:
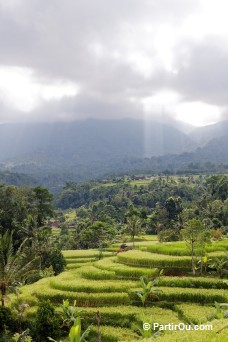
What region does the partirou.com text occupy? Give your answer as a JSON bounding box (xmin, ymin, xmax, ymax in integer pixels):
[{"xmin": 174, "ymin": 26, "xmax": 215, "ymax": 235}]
[{"xmin": 143, "ymin": 322, "xmax": 213, "ymax": 331}]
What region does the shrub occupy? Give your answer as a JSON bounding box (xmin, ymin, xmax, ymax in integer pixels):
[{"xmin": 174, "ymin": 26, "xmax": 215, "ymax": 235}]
[
  {"xmin": 0, "ymin": 306, "xmax": 14, "ymax": 335},
  {"xmin": 42, "ymin": 250, "xmax": 67, "ymax": 275},
  {"xmin": 211, "ymin": 228, "xmax": 223, "ymax": 240},
  {"xmin": 158, "ymin": 229, "xmax": 179, "ymax": 242},
  {"xmin": 34, "ymin": 301, "xmax": 60, "ymax": 341}
]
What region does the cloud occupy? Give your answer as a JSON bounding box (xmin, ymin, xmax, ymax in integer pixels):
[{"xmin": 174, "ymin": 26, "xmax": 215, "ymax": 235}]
[{"xmin": 0, "ymin": 0, "xmax": 228, "ymax": 126}]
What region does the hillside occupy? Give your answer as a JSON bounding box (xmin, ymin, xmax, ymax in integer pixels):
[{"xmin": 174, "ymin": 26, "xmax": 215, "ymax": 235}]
[{"xmin": 0, "ymin": 119, "xmax": 228, "ymax": 193}]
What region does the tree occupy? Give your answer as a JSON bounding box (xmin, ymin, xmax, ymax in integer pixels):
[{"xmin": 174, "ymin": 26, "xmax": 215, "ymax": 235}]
[
  {"xmin": 165, "ymin": 196, "xmax": 183, "ymax": 221},
  {"xmin": 80, "ymin": 221, "xmax": 116, "ymax": 251},
  {"xmin": 33, "ymin": 186, "xmax": 54, "ymax": 227},
  {"xmin": 206, "ymin": 175, "xmax": 228, "ymax": 201},
  {"xmin": 126, "ymin": 215, "xmax": 143, "ymax": 247},
  {"xmin": 181, "ymin": 219, "xmax": 205, "ymax": 275},
  {"xmin": 0, "ymin": 230, "xmax": 37, "ymax": 306},
  {"xmin": 35, "ymin": 301, "xmax": 60, "ymax": 341},
  {"xmin": 197, "ymin": 229, "xmax": 211, "ymax": 275}
]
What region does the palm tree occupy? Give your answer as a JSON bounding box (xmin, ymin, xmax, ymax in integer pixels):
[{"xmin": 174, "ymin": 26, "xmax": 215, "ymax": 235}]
[
  {"xmin": 126, "ymin": 215, "xmax": 142, "ymax": 247},
  {"xmin": 0, "ymin": 230, "xmax": 38, "ymax": 306}
]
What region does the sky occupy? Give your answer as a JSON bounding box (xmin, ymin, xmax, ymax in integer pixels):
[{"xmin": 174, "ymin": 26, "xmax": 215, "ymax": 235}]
[{"xmin": 0, "ymin": 0, "xmax": 228, "ymax": 127}]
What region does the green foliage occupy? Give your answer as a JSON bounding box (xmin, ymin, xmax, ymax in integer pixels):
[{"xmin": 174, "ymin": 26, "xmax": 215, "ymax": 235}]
[
  {"xmin": 36, "ymin": 290, "xmax": 131, "ymax": 307},
  {"xmin": 208, "ymin": 254, "xmax": 228, "ymax": 278},
  {"xmin": 54, "ymin": 299, "xmax": 85, "ymax": 339},
  {"xmin": 80, "ymin": 221, "xmax": 116, "ymax": 249},
  {"xmin": 206, "ymin": 175, "xmax": 228, "ymax": 201},
  {"xmin": 94, "ymin": 257, "xmax": 158, "ymax": 279},
  {"xmin": 33, "ymin": 186, "xmax": 54, "ymax": 226},
  {"xmin": 147, "ymin": 240, "xmax": 228, "ymax": 255},
  {"xmin": 130, "ymin": 286, "xmax": 228, "ymax": 304},
  {"xmin": 175, "ymin": 304, "xmax": 216, "ymax": 324},
  {"xmin": 12, "ymin": 329, "xmax": 33, "ymax": 342},
  {"xmin": 158, "ymin": 228, "xmax": 179, "ymax": 242},
  {"xmin": 68, "ymin": 317, "xmax": 91, "ymax": 342},
  {"xmin": 117, "ymin": 250, "xmax": 192, "ymax": 268},
  {"xmin": 0, "ymin": 230, "xmax": 38, "ymax": 306},
  {"xmin": 165, "ymin": 196, "xmax": 182, "ymax": 221},
  {"xmin": 158, "ymin": 276, "xmax": 228, "ymax": 289},
  {"xmin": 42, "ymin": 250, "xmax": 66, "ymax": 275},
  {"xmin": 181, "ymin": 219, "xmax": 207, "ymax": 275},
  {"xmin": 0, "ymin": 306, "xmax": 14, "ymax": 334},
  {"xmin": 125, "ymin": 214, "xmax": 143, "ymax": 246},
  {"xmin": 34, "ymin": 301, "xmax": 60, "ymax": 341},
  {"xmin": 214, "ymin": 302, "xmax": 228, "ymax": 319},
  {"xmin": 135, "ymin": 275, "xmax": 162, "ymax": 306}
]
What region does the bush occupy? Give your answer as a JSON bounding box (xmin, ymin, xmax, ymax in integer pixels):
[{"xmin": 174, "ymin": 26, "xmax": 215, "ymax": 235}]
[
  {"xmin": 34, "ymin": 301, "xmax": 60, "ymax": 341},
  {"xmin": 158, "ymin": 229, "xmax": 179, "ymax": 242},
  {"xmin": 0, "ymin": 306, "xmax": 14, "ymax": 335},
  {"xmin": 42, "ymin": 250, "xmax": 67, "ymax": 275}
]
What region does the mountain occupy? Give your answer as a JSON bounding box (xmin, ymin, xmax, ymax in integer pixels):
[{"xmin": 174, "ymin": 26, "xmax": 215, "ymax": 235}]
[
  {"xmin": 0, "ymin": 119, "xmax": 227, "ymax": 193},
  {"xmin": 0, "ymin": 119, "xmax": 196, "ymax": 162},
  {"xmin": 190, "ymin": 120, "xmax": 228, "ymax": 145}
]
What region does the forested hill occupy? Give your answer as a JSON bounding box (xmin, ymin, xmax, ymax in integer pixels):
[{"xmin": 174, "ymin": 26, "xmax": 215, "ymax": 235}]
[
  {"xmin": 0, "ymin": 119, "xmax": 195, "ymax": 166},
  {"xmin": 55, "ymin": 174, "xmax": 228, "ymax": 247},
  {"xmin": 55, "ymin": 174, "xmax": 215, "ymax": 210},
  {"xmin": 0, "ymin": 119, "xmax": 228, "ymax": 193},
  {"xmin": 0, "ymin": 170, "xmax": 37, "ymax": 187}
]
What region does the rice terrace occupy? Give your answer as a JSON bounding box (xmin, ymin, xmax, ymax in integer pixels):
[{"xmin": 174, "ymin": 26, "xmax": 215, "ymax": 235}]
[{"xmin": 1, "ymin": 174, "xmax": 228, "ymax": 341}]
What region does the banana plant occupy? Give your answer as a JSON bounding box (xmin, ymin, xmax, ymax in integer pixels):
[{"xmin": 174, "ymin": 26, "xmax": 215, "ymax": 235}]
[
  {"xmin": 135, "ymin": 273, "xmax": 163, "ymax": 307},
  {"xmin": 209, "ymin": 254, "xmax": 228, "ymax": 278},
  {"xmin": 214, "ymin": 302, "xmax": 228, "ymax": 319},
  {"xmin": 69, "ymin": 317, "xmax": 91, "ymax": 342}
]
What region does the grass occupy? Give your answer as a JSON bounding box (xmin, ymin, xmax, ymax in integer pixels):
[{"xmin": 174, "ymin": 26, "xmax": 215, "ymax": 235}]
[
  {"xmin": 157, "ymin": 276, "xmax": 228, "ymax": 289},
  {"xmin": 93, "ymin": 257, "xmax": 159, "ymax": 279},
  {"xmin": 175, "ymin": 304, "xmax": 216, "ymax": 324},
  {"xmin": 147, "ymin": 240, "xmax": 228, "ymax": 256},
  {"xmin": 117, "ymin": 250, "xmax": 193, "ymax": 268},
  {"xmin": 50, "ymin": 279, "xmax": 138, "ymax": 293},
  {"xmin": 130, "ymin": 286, "xmax": 228, "ymax": 304},
  {"xmin": 89, "ymin": 325, "xmax": 139, "ymax": 342},
  {"xmin": 64, "ymin": 210, "xmax": 77, "ymax": 221},
  {"xmin": 152, "ymin": 318, "xmax": 228, "ymax": 342},
  {"xmin": 82, "ymin": 305, "xmax": 180, "ymax": 328},
  {"xmin": 36, "ymin": 288, "xmax": 131, "ymax": 306},
  {"xmin": 80, "ymin": 266, "xmax": 116, "ymax": 280},
  {"xmin": 8, "ymin": 235, "xmax": 228, "ymax": 342},
  {"xmin": 62, "ymin": 249, "xmax": 113, "ymax": 258}
]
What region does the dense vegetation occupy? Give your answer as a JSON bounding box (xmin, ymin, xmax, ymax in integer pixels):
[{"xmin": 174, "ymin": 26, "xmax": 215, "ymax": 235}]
[
  {"xmin": 0, "ymin": 174, "xmax": 227, "ymax": 341},
  {"xmin": 56, "ymin": 175, "xmax": 228, "ymax": 250}
]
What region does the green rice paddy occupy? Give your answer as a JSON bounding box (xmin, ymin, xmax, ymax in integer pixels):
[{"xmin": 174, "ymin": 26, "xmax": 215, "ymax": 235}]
[{"xmin": 9, "ymin": 237, "xmax": 228, "ymax": 341}]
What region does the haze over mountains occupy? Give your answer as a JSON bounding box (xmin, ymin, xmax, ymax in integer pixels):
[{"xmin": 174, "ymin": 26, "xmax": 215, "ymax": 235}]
[{"xmin": 0, "ymin": 119, "xmax": 227, "ymax": 192}]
